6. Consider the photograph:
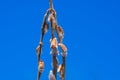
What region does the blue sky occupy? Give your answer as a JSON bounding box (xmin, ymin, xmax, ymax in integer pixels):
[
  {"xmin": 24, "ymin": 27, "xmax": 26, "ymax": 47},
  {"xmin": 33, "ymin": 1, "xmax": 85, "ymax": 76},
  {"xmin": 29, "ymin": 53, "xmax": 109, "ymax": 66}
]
[{"xmin": 0, "ymin": 0, "xmax": 120, "ymax": 80}]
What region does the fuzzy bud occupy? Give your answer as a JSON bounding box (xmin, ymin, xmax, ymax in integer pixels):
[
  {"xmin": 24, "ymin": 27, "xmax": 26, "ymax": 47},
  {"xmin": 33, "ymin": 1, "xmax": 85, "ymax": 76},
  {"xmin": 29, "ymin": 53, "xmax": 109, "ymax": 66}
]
[
  {"xmin": 59, "ymin": 43, "xmax": 67, "ymax": 57},
  {"xmin": 48, "ymin": 70, "xmax": 56, "ymax": 80},
  {"xmin": 50, "ymin": 38, "xmax": 58, "ymax": 49},
  {"xmin": 38, "ymin": 60, "xmax": 44, "ymax": 72}
]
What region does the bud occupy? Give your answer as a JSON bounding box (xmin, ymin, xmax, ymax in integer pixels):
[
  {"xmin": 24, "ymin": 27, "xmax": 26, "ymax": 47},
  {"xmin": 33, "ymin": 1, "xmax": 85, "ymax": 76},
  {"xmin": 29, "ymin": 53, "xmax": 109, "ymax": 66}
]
[
  {"xmin": 50, "ymin": 38, "xmax": 58, "ymax": 49},
  {"xmin": 48, "ymin": 70, "xmax": 56, "ymax": 80},
  {"xmin": 38, "ymin": 60, "xmax": 44, "ymax": 73},
  {"xmin": 59, "ymin": 43, "xmax": 67, "ymax": 57},
  {"xmin": 59, "ymin": 43, "xmax": 67, "ymax": 52},
  {"xmin": 58, "ymin": 26, "xmax": 64, "ymax": 37},
  {"xmin": 57, "ymin": 64, "xmax": 62, "ymax": 72},
  {"xmin": 57, "ymin": 64, "xmax": 64, "ymax": 79},
  {"xmin": 36, "ymin": 45, "xmax": 40, "ymax": 55},
  {"xmin": 36, "ymin": 42, "xmax": 42, "ymax": 55}
]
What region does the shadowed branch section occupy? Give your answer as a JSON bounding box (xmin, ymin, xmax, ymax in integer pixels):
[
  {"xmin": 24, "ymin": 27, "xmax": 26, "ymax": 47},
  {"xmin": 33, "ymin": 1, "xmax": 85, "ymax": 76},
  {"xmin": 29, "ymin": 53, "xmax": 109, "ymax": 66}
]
[{"xmin": 36, "ymin": 0, "xmax": 67, "ymax": 80}]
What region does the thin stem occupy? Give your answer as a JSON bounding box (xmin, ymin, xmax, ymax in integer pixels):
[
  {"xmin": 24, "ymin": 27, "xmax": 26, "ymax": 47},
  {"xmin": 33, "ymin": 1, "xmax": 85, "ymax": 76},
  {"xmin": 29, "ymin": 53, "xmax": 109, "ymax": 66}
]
[
  {"xmin": 37, "ymin": 71, "xmax": 41, "ymax": 80},
  {"xmin": 37, "ymin": 10, "xmax": 50, "ymax": 80},
  {"xmin": 49, "ymin": 0, "xmax": 53, "ymax": 9},
  {"xmin": 52, "ymin": 55, "xmax": 58, "ymax": 79},
  {"xmin": 62, "ymin": 57, "xmax": 66, "ymax": 80},
  {"xmin": 51, "ymin": 19, "xmax": 55, "ymax": 39}
]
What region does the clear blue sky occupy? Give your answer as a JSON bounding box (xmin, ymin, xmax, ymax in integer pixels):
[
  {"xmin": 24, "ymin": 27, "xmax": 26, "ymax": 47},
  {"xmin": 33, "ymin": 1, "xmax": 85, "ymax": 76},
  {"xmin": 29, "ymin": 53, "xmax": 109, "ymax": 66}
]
[{"xmin": 0, "ymin": 0, "xmax": 120, "ymax": 80}]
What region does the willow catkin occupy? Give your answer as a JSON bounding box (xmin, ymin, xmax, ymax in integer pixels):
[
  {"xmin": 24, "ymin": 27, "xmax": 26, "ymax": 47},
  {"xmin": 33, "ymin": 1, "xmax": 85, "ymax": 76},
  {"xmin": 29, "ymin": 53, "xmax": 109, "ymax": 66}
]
[
  {"xmin": 36, "ymin": 45, "xmax": 40, "ymax": 55},
  {"xmin": 57, "ymin": 64, "xmax": 64, "ymax": 79},
  {"xmin": 49, "ymin": 70, "xmax": 56, "ymax": 80},
  {"xmin": 58, "ymin": 26, "xmax": 64, "ymax": 37},
  {"xmin": 38, "ymin": 60, "xmax": 44, "ymax": 72},
  {"xmin": 50, "ymin": 38, "xmax": 58, "ymax": 49},
  {"xmin": 58, "ymin": 43, "xmax": 67, "ymax": 52}
]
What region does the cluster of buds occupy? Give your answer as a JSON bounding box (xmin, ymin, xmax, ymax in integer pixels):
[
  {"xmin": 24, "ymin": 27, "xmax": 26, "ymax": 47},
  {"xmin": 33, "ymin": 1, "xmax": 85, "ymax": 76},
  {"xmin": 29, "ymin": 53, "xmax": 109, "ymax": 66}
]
[
  {"xmin": 49, "ymin": 38, "xmax": 67, "ymax": 80},
  {"xmin": 36, "ymin": 0, "xmax": 67, "ymax": 80}
]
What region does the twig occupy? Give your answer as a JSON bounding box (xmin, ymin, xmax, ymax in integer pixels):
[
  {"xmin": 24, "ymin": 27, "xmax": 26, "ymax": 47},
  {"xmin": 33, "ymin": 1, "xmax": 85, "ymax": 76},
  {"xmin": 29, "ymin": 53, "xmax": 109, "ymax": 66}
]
[{"xmin": 36, "ymin": 0, "xmax": 67, "ymax": 80}]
